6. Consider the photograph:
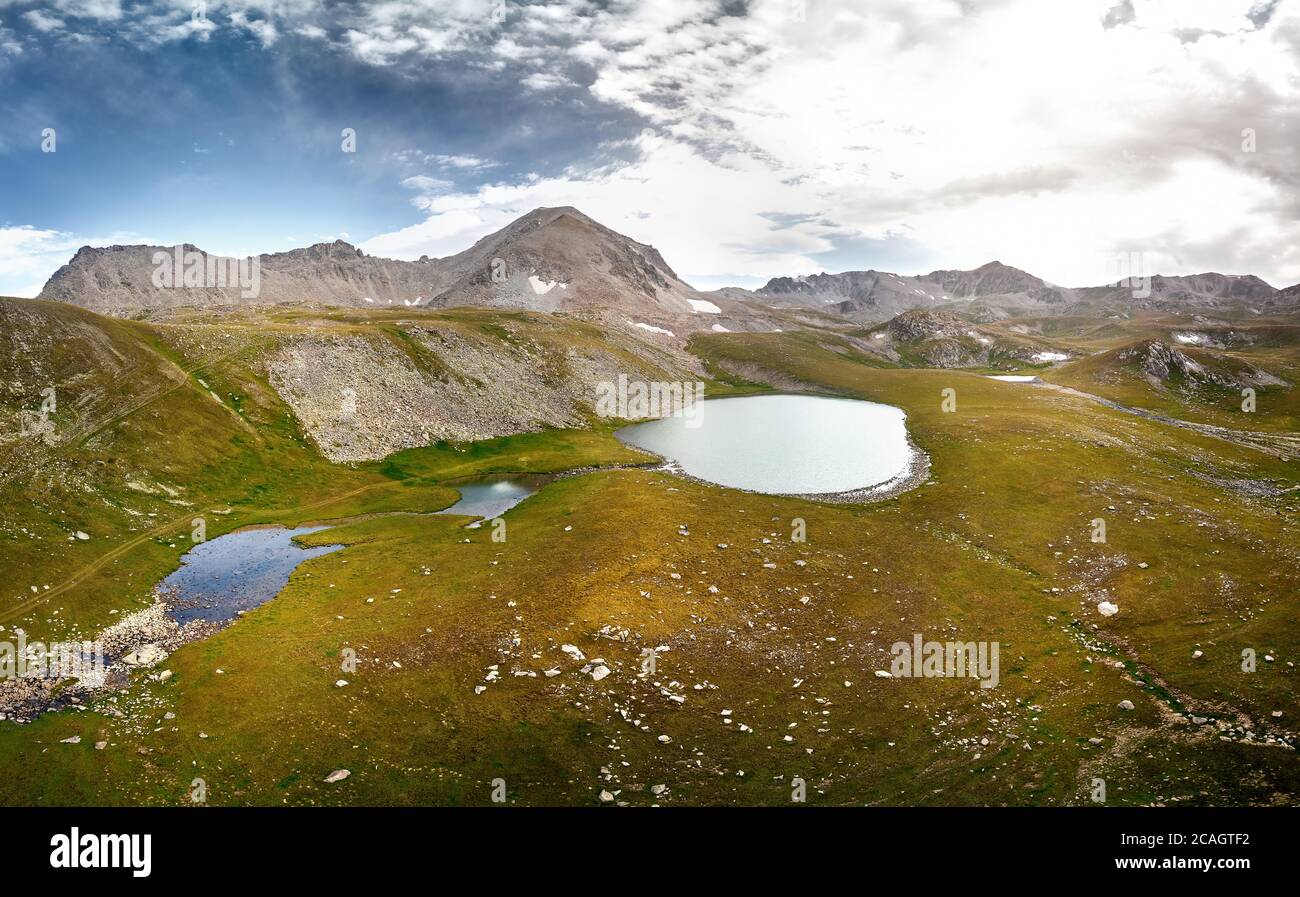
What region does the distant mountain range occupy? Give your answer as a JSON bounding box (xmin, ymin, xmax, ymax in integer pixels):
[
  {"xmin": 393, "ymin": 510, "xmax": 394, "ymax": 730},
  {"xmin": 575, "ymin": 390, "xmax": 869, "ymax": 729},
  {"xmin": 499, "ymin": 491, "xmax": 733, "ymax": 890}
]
[
  {"xmin": 753, "ymin": 262, "xmax": 1295, "ymax": 323},
  {"xmin": 36, "ymin": 207, "xmax": 1300, "ymax": 325}
]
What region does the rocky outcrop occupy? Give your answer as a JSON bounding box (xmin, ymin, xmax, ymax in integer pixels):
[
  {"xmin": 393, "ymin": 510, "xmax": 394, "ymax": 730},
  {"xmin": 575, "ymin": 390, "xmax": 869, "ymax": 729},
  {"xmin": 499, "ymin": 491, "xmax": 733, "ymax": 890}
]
[
  {"xmin": 861, "ymin": 309, "xmax": 1072, "ymax": 369},
  {"xmin": 1116, "ymin": 339, "xmax": 1288, "ymax": 390}
]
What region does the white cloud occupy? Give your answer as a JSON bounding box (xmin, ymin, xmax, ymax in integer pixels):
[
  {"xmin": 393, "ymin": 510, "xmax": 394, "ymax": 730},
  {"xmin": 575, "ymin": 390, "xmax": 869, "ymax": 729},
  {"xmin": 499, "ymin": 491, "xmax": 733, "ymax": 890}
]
[
  {"xmin": 519, "ymin": 71, "xmax": 573, "ymax": 91},
  {"xmin": 0, "ymin": 226, "xmax": 145, "ymax": 298},
  {"xmin": 362, "ymin": 132, "xmax": 833, "ymax": 282},
  {"xmin": 11, "ymin": 0, "xmax": 1300, "ymax": 287},
  {"xmin": 22, "ymin": 10, "xmax": 65, "ymax": 32},
  {"xmin": 39, "ymin": 0, "xmax": 123, "ymax": 20},
  {"xmin": 229, "ymin": 11, "xmax": 279, "ymax": 47},
  {"xmin": 357, "ymin": 0, "xmax": 1300, "ymax": 286},
  {"xmin": 428, "ymin": 154, "xmax": 497, "ymax": 170}
]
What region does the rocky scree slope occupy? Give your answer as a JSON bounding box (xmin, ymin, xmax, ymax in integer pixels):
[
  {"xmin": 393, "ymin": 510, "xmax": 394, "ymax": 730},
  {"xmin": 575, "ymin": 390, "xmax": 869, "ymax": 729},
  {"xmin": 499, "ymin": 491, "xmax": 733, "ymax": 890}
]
[{"xmin": 266, "ymin": 314, "xmax": 702, "ymax": 462}]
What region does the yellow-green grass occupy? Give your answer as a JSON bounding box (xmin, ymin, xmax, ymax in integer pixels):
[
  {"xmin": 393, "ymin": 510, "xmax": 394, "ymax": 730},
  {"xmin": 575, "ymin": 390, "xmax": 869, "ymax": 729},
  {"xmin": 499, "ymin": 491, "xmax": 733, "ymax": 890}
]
[{"xmin": 0, "ymin": 326, "xmax": 1295, "ymax": 806}]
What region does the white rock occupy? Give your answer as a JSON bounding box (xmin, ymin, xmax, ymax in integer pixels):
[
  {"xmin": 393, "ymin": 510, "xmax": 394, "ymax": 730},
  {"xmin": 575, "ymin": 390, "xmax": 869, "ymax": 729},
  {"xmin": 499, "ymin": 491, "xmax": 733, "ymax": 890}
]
[
  {"xmin": 590, "ymin": 665, "xmax": 610, "ymax": 681},
  {"xmin": 1097, "ymin": 601, "xmax": 1119, "ymax": 617},
  {"xmin": 1118, "ymin": 700, "xmax": 1135, "ymax": 711},
  {"xmin": 60, "ymin": 735, "xmax": 81, "ymax": 744},
  {"xmin": 324, "ymin": 769, "xmax": 351, "ymax": 783},
  {"xmin": 121, "ymin": 644, "xmax": 167, "ymax": 666},
  {"xmin": 561, "ymin": 644, "xmax": 585, "ymax": 661},
  {"xmin": 335, "ymin": 679, "xmax": 349, "ymax": 687},
  {"xmin": 874, "ymin": 670, "xmax": 892, "ymax": 679}
]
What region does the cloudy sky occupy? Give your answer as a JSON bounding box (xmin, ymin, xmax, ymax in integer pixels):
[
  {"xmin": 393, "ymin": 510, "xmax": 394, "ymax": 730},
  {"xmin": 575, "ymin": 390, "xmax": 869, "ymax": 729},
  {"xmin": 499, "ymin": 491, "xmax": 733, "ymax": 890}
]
[{"xmin": 1, "ymin": 0, "xmax": 1297, "ymax": 297}]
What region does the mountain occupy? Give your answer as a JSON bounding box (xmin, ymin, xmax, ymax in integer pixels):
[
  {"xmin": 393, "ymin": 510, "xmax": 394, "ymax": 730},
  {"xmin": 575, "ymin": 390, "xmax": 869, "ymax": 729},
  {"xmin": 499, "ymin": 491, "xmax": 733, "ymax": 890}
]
[
  {"xmin": 756, "ymin": 261, "xmax": 1070, "ymax": 323},
  {"xmin": 415, "ymin": 206, "xmax": 702, "ymax": 317},
  {"xmin": 36, "ymin": 207, "xmax": 735, "ymax": 326},
  {"xmin": 755, "ymin": 262, "xmax": 1299, "ymax": 322},
  {"xmin": 1072, "ymin": 273, "xmax": 1286, "ymax": 314},
  {"xmin": 37, "ymin": 240, "xmax": 442, "ymax": 314}
]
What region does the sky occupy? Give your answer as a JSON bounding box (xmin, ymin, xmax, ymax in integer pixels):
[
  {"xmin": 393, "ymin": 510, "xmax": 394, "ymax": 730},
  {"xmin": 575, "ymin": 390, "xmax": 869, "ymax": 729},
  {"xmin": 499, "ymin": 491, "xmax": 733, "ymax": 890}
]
[{"xmin": 1, "ymin": 0, "xmax": 1298, "ymax": 297}]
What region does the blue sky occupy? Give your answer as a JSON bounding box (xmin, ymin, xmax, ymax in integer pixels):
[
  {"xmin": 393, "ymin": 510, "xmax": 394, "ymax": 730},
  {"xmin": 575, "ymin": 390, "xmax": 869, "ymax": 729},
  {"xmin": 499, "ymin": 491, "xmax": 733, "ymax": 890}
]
[{"xmin": 2, "ymin": 0, "xmax": 1298, "ymax": 296}]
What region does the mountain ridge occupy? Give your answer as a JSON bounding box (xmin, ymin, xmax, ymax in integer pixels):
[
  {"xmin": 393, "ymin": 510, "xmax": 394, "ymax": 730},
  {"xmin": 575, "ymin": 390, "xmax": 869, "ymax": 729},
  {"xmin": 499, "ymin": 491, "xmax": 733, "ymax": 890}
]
[
  {"xmin": 755, "ymin": 261, "xmax": 1294, "ymax": 323},
  {"xmin": 36, "ymin": 207, "xmax": 722, "ymax": 325}
]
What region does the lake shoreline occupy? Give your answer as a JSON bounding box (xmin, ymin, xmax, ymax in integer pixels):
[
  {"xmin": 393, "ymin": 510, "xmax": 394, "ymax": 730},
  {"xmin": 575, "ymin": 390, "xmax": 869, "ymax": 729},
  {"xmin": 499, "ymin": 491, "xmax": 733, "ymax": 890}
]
[{"xmin": 615, "ymin": 393, "xmax": 931, "ymax": 505}]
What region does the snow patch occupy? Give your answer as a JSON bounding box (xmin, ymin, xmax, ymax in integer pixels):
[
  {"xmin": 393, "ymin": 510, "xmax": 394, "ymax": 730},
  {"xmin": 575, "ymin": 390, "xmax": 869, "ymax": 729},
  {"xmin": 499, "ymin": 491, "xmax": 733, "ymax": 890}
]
[
  {"xmin": 1032, "ymin": 351, "xmax": 1069, "ymax": 363},
  {"xmin": 711, "ymin": 323, "xmax": 731, "ymax": 332},
  {"xmin": 631, "ymin": 321, "xmax": 675, "ymax": 336},
  {"xmin": 529, "ymin": 276, "xmax": 566, "ymax": 295},
  {"xmin": 687, "ymin": 298, "xmax": 722, "ymax": 314}
]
